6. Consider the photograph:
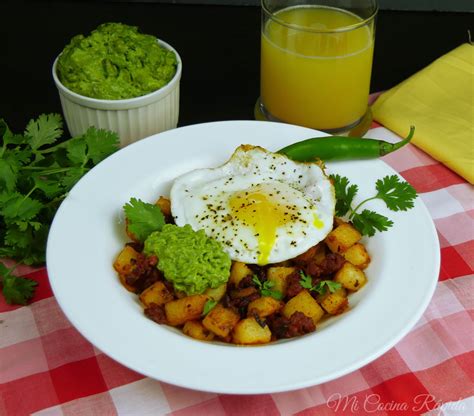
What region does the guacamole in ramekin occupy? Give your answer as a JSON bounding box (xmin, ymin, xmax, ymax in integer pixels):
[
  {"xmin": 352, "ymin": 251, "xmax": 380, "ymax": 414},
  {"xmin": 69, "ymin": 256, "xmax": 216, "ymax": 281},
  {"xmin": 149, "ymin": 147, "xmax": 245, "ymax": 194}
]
[{"xmin": 56, "ymin": 22, "xmax": 178, "ymax": 100}]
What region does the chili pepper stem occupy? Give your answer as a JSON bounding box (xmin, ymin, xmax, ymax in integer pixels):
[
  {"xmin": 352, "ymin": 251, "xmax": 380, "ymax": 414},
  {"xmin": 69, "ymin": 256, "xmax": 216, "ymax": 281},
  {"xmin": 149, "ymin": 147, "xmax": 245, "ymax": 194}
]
[{"xmin": 380, "ymin": 126, "xmax": 415, "ymax": 156}]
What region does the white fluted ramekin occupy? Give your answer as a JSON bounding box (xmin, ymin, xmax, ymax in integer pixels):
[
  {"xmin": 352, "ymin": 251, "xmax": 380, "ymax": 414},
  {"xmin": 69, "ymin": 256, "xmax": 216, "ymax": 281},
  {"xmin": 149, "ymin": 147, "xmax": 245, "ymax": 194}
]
[{"xmin": 52, "ymin": 40, "xmax": 182, "ymax": 147}]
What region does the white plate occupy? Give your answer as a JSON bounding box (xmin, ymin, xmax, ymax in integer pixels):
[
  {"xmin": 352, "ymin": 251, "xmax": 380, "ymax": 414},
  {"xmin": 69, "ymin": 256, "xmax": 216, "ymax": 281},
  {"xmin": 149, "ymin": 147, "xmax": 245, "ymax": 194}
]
[{"xmin": 47, "ymin": 120, "xmax": 440, "ymax": 394}]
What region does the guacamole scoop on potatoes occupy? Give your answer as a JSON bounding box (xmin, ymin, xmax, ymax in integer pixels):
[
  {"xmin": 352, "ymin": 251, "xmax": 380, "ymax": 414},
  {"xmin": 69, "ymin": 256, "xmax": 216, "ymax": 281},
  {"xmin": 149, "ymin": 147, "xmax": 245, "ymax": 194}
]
[
  {"xmin": 57, "ymin": 22, "xmax": 177, "ymax": 100},
  {"xmin": 144, "ymin": 224, "xmax": 231, "ymax": 295}
]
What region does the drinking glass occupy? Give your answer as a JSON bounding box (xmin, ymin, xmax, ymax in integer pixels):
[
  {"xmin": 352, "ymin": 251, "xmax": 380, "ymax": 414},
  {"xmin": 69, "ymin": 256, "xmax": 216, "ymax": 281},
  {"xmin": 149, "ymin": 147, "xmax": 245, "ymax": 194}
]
[{"xmin": 256, "ymin": 0, "xmax": 378, "ymax": 135}]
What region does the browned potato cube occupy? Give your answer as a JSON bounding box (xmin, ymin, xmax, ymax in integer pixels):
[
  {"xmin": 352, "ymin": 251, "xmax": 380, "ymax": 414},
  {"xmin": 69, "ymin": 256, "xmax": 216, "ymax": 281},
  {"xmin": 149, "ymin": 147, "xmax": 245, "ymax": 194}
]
[
  {"xmin": 139, "ymin": 281, "xmax": 174, "ymax": 307},
  {"xmin": 247, "ymin": 296, "xmax": 283, "ymax": 318},
  {"xmin": 118, "ymin": 274, "xmax": 136, "ymax": 292},
  {"xmin": 342, "ymin": 243, "xmax": 371, "ymax": 269},
  {"xmin": 334, "ymin": 262, "xmax": 367, "ymax": 291},
  {"xmin": 229, "ymin": 262, "xmax": 252, "ymax": 286},
  {"xmin": 164, "ymin": 295, "xmax": 209, "ymax": 326},
  {"xmin": 232, "ymin": 317, "xmax": 272, "ymax": 345},
  {"xmin": 155, "ymin": 196, "xmax": 171, "ymax": 216},
  {"xmin": 183, "ymin": 321, "xmax": 214, "ymax": 341},
  {"xmin": 205, "ymin": 283, "xmax": 227, "ymax": 301},
  {"xmin": 202, "ymin": 304, "xmax": 240, "ymax": 338},
  {"xmin": 325, "ymin": 223, "xmax": 362, "ymax": 254},
  {"xmin": 283, "ymin": 290, "xmax": 325, "ymax": 325},
  {"xmin": 266, "ymin": 266, "xmax": 295, "ymax": 296},
  {"xmin": 113, "ymin": 245, "xmax": 140, "ymax": 276},
  {"xmin": 319, "ymin": 287, "xmax": 348, "ymax": 315}
]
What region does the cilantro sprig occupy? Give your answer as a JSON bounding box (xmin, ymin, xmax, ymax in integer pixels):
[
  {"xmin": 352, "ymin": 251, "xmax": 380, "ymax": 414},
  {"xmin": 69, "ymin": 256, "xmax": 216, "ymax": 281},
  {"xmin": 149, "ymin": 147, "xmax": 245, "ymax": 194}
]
[
  {"xmin": 329, "ymin": 174, "xmax": 417, "ymax": 236},
  {"xmin": 123, "ymin": 198, "xmax": 165, "ymax": 242},
  {"xmin": 0, "ymin": 114, "xmax": 119, "ymax": 304},
  {"xmin": 299, "ymin": 271, "xmax": 341, "ymax": 295},
  {"xmin": 252, "ymin": 275, "xmax": 283, "ymax": 300}
]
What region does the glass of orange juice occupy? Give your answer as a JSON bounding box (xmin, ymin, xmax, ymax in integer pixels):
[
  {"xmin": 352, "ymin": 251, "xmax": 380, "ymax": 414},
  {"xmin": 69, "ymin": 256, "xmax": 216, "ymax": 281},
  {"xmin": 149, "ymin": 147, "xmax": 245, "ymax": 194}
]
[{"xmin": 256, "ymin": 0, "xmax": 378, "ymax": 135}]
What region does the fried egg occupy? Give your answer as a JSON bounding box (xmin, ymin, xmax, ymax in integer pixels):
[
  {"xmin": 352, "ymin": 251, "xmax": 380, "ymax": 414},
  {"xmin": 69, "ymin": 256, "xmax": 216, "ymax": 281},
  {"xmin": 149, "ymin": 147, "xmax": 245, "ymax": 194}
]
[{"xmin": 170, "ymin": 145, "xmax": 335, "ymax": 265}]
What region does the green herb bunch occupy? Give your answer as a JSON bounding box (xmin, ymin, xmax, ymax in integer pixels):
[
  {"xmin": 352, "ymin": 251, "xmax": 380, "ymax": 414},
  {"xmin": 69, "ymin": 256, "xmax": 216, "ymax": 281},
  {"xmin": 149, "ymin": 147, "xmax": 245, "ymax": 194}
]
[{"xmin": 0, "ymin": 114, "xmax": 119, "ymax": 304}]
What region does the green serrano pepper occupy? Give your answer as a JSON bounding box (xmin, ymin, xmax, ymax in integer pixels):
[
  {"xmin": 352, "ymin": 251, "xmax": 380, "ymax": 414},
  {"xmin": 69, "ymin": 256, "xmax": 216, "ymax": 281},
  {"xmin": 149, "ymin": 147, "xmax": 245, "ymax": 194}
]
[{"xmin": 278, "ymin": 126, "xmax": 415, "ymax": 162}]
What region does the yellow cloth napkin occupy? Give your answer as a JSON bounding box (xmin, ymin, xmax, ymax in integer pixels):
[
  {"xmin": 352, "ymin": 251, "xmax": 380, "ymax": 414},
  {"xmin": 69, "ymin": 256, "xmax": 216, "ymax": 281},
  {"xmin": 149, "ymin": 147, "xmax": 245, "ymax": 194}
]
[{"xmin": 372, "ymin": 43, "xmax": 474, "ymax": 184}]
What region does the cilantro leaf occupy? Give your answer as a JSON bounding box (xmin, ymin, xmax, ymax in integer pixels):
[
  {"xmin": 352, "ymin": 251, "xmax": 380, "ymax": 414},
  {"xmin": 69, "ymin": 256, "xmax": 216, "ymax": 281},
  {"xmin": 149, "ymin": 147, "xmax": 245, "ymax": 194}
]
[
  {"xmin": 261, "ymin": 288, "xmax": 284, "ymax": 300},
  {"xmin": 83, "ymin": 127, "xmax": 120, "ymax": 165},
  {"xmin": 331, "ymin": 172, "xmax": 417, "ymax": 237},
  {"xmin": 352, "ymin": 209, "xmax": 393, "ymax": 237},
  {"xmin": 0, "ymin": 154, "xmax": 20, "ymax": 193},
  {"xmin": 32, "ymin": 175, "xmax": 64, "ymax": 199},
  {"xmin": 61, "ymin": 167, "xmax": 87, "ymax": 189},
  {"xmin": 25, "ymin": 114, "xmax": 63, "ymax": 150},
  {"xmin": 1, "ymin": 119, "xmax": 25, "ymax": 146},
  {"xmin": 123, "ymin": 198, "xmax": 166, "ymax": 242},
  {"xmin": 0, "ymin": 193, "xmax": 43, "ymax": 221},
  {"xmin": 313, "ymin": 280, "xmax": 341, "ymax": 296},
  {"xmin": 66, "ymin": 139, "xmax": 88, "ymax": 165},
  {"xmin": 299, "ymin": 271, "xmax": 313, "ymax": 289},
  {"xmin": 375, "ymin": 175, "xmax": 417, "ymax": 211},
  {"xmin": 0, "ymin": 264, "xmax": 38, "ymax": 305},
  {"xmin": 203, "ymin": 299, "xmax": 218, "ymax": 315},
  {"xmin": 252, "ymin": 275, "xmax": 283, "ymax": 300},
  {"xmin": 299, "ymin": 271, "xmax": 341, "ymax": 295},
  {"xmin": 330, "ymin": 174, "xmax": 358, "ymax": 217}
]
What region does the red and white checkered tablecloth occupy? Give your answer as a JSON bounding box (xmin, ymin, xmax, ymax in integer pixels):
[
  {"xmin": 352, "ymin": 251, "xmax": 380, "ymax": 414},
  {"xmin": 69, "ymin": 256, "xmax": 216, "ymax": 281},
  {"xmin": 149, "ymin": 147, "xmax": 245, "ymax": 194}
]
[{"xmin": 1, "ymin": 122, "xmax": 473, "ymax": 416}]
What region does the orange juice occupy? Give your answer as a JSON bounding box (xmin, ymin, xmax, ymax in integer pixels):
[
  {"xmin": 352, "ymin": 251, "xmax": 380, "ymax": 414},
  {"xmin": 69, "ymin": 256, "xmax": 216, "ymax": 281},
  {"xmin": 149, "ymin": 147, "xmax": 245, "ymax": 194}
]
[{"xmin": 260, "ymin": 6, "xmax": 375, "ymax": 130}]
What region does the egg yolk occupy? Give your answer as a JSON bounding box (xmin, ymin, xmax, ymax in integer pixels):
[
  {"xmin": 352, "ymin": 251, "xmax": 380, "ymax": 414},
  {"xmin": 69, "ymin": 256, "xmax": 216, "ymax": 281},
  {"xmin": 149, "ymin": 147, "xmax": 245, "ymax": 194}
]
[{"xmin": 229, "ymin": 185, "xmax": 293, "ymax": 265}]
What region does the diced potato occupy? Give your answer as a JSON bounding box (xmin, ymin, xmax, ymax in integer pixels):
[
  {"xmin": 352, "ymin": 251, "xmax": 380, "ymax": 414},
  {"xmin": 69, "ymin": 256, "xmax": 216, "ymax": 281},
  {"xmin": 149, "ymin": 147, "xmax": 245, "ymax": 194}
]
[
  {"xmin": 229, "ymin": 261, "xmax": 252, "ymax": 286},
  {"xmin": 319, "ymin": 287, "xmax": 348, "ymax": 315},
  {"xmin": 114, "ymin": 246, "xmax": 140, "ymax": 291},
  {"xmin": 205, "ymin": 283, "xmax": 227, "ymax": 301},
  {"xmin": 155, "ymin": 196, "xmax": 171, "ymax": 216},
  {"xmin": 183, "ymin": 320, "xmax": 214, "ymax": 341},
  {"xmin": 334, "ymin": 262, "xmax": 367, "ymax": 291},
  {"xmin": 113, "ymin": 245, "xmax": 140, "ymax": 276},
  {"xmin": 283, "ymin": 290, "xmax": 325, "ymax": 325},
  {"xmin": 139, "ymin": 281, "xmax": 174, "ymax": 307},
  {"xmin": 118, "ymin": 274, "xmax": 136, "ymax": 292},
  {"xmin": 247, "ymin": 296, "xmax": 283, "ymax": 318},
  {"xmin": 342, "ymin": 243, "xmax": 371, "ymax": 269},
  {"xmin": 266, "ymin": 266, "xmax": 295, "ymax": 296},
  {"xmin": 325, "ymin": 223, "xmax": 362, "ymax": 254},
  {"xmin": 164, "ymin": 295, "xmax": 209, "ymax": 326},
  {"xmin": 232, "ymin": 317, "xmax": 271, "ymax": 345},
  {"xmin": 202, "ymin": 304, "xmax": 240, "ymax": 338}
]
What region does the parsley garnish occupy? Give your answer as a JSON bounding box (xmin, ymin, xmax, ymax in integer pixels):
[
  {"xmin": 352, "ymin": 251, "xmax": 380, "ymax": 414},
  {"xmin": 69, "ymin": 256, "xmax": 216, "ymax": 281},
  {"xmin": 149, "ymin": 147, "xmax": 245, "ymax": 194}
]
[
  {"xmin": 299, "ymin": 271, "xmax": 341, "ymax": 296},
  {"xmin": 123, "ymin": 198, "xmax": 165, "ymax": 242},
  {"xmin": 203, "ymin": 299, "xmax": 218, "ymax": 316},
  {"xmin": 0, "ymin": 114, "xmax": 119, "ymax": 304},
  {"xmin": 252, "ymin": 275, "xmax": 283, "ymax": 300},
  {"xmin": 329, "ymin": 174, "xmax": 417, "ymax": 236}
]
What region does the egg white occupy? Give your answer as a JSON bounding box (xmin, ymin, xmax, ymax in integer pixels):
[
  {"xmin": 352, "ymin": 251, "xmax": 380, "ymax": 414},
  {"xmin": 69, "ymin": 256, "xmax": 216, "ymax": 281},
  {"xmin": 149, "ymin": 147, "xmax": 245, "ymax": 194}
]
[{"xmin": 170, "ymin": 145, "xmax": 335, "ymax": 265}]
